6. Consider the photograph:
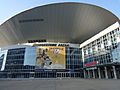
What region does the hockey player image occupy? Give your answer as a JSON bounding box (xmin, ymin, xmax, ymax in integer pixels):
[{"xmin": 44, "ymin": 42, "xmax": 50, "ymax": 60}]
[
  {"xmin": 36, "ymin": 48, "xmax": 52, "ymax": 69},
  {"xmin": 36, "ymin": 46, "xmax": 65, "ymax": 69}
]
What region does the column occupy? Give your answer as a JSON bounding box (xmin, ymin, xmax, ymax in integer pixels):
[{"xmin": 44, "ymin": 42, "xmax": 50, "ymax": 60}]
[
  {"xmin": 98, "ymin": 67, "xmax": 101, "ymax": 79},
  {"xmin": 112, "ymin": 66, "xmax": 117, "ymax": 79},
  {"xmin": 88, "ymin": 70, "xmax": 90, "ymax": 78},
  {"xmin": 83, "ymin": 69, "xmax": 86, "ymax": 78},
  {"xmin": 93, "ymin": 69, "xmax": 95, "ymax": 78},
  {"xmin": 104, "ymin": 66, "xmax": 108, "ymax": 79}
]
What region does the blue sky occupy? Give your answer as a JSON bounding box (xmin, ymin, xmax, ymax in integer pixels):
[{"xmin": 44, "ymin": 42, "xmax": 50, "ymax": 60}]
[{"xmin": 0, "ymin": 0, "xmax": 120, "ymax": 24}]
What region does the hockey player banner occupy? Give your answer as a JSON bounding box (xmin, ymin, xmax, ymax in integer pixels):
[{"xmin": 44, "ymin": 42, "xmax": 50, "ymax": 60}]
[{"xmin": 36, "ymin": 46, "xmax": 66, "ymax": 69}]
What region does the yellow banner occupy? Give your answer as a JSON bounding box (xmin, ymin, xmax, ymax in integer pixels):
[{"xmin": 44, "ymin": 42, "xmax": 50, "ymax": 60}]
[{"xmin": 36, "ymin": 46, "xmax": 66, "ymax": 69}]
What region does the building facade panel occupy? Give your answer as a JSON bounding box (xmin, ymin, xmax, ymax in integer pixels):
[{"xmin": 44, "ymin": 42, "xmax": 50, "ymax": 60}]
[
  {"xmin": 0, "ymin": 44, "xmax": 83, "ymax": 78},
  {"xmin": 81, "ymin": 24, "xmax": 120, "ymax": 79}
]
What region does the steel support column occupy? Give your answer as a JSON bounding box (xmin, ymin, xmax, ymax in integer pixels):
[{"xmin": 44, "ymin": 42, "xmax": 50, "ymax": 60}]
[
  {"xmin": 98, "ymin": 67, "xmax": 101, "ymax": 79},
  {"xmin": 104, "ymin": 67, "xmax": 108, "ymax": 79},
  {"xmin": 112, "ymin": 66, "xmax": 117, "ymax": 79},
  {"xmin": 93, "ymin": 69, "xmax": 95, "ymax": 78}
]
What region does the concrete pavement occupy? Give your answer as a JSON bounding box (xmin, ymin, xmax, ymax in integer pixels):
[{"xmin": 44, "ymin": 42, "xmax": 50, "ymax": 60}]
[{"xmin": 0, "ymin": 78, "xmax": 120, "ymax": 90}]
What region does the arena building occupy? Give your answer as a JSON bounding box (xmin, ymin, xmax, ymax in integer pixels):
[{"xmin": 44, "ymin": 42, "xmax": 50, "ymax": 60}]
[
  {"xmin": 0, "ymin": 2, "xmax": 120, "ymax": 78},
  {"xmin": 80, "ymin": 22, "xmax": 120, "ymax": 79}
]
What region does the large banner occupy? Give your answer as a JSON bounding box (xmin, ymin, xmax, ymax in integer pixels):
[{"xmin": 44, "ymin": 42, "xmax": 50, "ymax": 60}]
[
  {"xmin": 0, "ymin": 50, "xmax": 8, "ymax": 71},
  {"xmin": 36, "ymin": 46, "xmax": 66, "ymax": 69}
]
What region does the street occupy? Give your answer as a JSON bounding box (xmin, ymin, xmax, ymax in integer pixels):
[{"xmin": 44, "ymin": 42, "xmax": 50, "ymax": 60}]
[{"xmin": 0, "ymin": 78, "xmax": 120, "ymax": 90}]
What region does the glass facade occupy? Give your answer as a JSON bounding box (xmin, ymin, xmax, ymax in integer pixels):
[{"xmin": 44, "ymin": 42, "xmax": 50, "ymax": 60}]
[
  {"xmin": 82, "ymin": 27, "xmax": 120, "ymax": 79},
  {"xmin": 83, "ymin": 28, "xmax": 120, "ymax": 67},
  {"xmin": 35, "ymin": 47, "xmax": 83, "ymax": 78},
  {"xmin": 0, "ymin": 46, "xmax": 83, "ymax": 78},
  {"xmin": 112, "ymin": 43, "xmax": 120, "ymax": 63}
]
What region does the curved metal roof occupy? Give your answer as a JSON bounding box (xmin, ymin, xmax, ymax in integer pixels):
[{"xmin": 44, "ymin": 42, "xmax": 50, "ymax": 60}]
[{"xmin": 0, "ymin": 2, "xmax": 119, "ymax": 47}]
